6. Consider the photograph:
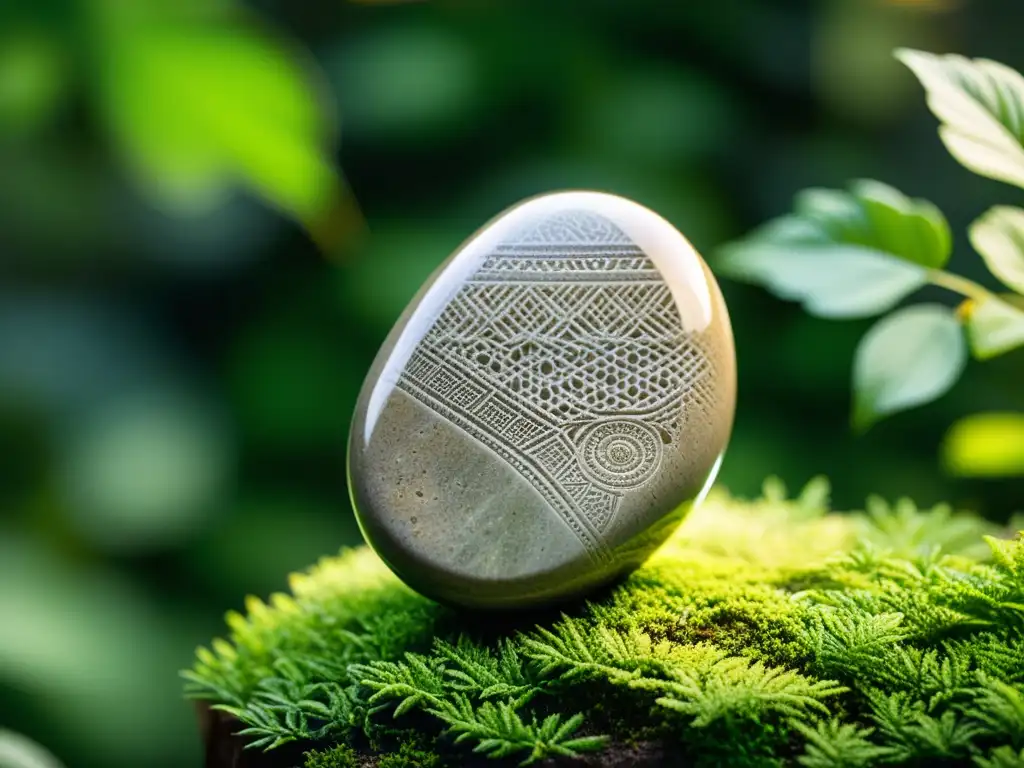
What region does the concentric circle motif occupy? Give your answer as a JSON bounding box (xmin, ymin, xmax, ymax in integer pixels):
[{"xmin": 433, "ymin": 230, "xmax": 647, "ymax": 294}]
[{"xmin": 578, "ymin": 419, "xmax": 663, "ymax": 491}]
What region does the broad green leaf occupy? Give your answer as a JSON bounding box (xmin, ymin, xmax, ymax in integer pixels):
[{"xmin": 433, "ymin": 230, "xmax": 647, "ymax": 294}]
[
  {"xmin": 852, "ymin": 304, "xmax": 966, "ymax": 431},
  {"xmin": 896, "ymin": 49, "xmax": 1024, "ymax": 190},
  {"xmin": 943, "ymin": 413, "xmax": 1024, "ymax": 477},
  {"xmin": 95, "ymin": 15, "xmax": 339, "ymax": 227},
  {"xmin": 969, "ymin": 206, "xmax": 1024, "ymax": 294},
  {"xmin": 961, "ymin": 295, "xmax": 1024, "ymax": 360},
  {"xmin": 716, "ymin": 179, "xmax": 950, "ymax": 318},
  {"xmin": 717, "ymin": 241, "xmax": 926, "ymax": 319},
  {"xmin": 796, "ymin": 180, "xmax": 951, "ymax": 268}
]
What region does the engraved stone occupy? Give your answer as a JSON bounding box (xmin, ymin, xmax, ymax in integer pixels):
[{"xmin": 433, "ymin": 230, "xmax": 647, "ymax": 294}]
[{"xmin": 348, "ymin": 191, "xmax": 736, "ymax": 609}]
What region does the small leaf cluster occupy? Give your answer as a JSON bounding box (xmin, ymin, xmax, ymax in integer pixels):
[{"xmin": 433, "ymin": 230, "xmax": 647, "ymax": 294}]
[
  {"xmin": 716, "ymin": 48, "xmax": 1024, "ymax": 475},
  {"xmin": 184, "ymin": 478, "xmax": 1024, "ymax": 766}
]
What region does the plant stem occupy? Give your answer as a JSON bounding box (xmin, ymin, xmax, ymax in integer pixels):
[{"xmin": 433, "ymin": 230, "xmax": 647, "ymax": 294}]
[{"xmin": 927, "ymin": 270, "xmax": 995, "ymax": 303}]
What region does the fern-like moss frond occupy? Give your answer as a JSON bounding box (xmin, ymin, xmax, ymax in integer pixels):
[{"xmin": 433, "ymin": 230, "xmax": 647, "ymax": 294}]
[
  {"xmin": 184, "ymin": 479, "xmax": 1022, "ymax": 766},
  {"xmin": 974, "ymin": 745, "xmax": 1024, "ymax": 768},
  {"xmin": 430, "ymin": 696, "xmax": 606, "ymax": 766},
  {"xmin": 793, "ymin": 719, "xmax": 893, "ymax": 768}
]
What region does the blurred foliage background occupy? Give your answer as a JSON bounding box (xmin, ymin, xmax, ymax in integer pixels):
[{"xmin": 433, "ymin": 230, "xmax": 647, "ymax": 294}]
[{"xmin": 1, "ymin": 0, "xmax": 1022, "ymax": 766}]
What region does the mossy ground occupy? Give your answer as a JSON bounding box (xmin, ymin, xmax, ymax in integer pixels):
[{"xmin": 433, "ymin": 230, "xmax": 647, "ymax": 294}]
[{"xmin": 185, "ymin": 478, "xmax": 1024, "ymax": 767}]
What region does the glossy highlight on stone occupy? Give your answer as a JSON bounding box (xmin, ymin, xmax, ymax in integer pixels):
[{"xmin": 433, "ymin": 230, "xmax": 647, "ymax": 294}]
[{"xmin": 348, "ymin": 191, "xmax": 736, "ymax": 609}]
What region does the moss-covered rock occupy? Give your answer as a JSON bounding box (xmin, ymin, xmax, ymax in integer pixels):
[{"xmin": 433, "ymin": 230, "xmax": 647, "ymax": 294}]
[{"xmin": 185, "ymin": 478, "xmax": 1024, "ymax": 767}]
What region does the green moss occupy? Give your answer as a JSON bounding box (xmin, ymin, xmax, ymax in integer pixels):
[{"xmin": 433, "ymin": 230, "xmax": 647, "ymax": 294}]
[
  {"xmin": 376, "ymin": 739, "xmax": 443, "ymax": 768},
  {"xmin": 184, "ymin": 478, "xmax": 1024, "ymax": 766},
  {"xmin": 304, "ymin": 743, "xmax": 358, "ymax": 767}
]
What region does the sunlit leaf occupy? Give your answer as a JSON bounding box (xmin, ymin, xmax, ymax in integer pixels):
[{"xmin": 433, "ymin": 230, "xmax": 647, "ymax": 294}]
[
  {"xmin": 796, "ymin": 180, "xmax": 951, "ymax": 268},
  {"xmin": 969, "ymin": 206, "xmax": 1024, "ymax": 294},
  {"xmin": 960, "ymin": 295, "xmax": 1024, "ymax": 360},
  {"xmin": 716, "ymin": 179, "xmax": 949, "ymax": 318},
  {"xmin": 95, "ymin": 13, "xmax": 340, "ymax": 229},
  {"xmin": 0, "ymin": 730, "xmax": 66, "ymax": 768},
  {"xmin": 852, "ymin": 304, "xmax": 966, "ymax": 430},
  {"xmin": 717, "ymin": 242, "xmax": 926, "ymax": 319},
  {"xmin": 943, "ymin": 413, "xmax": 1024, "ymax": 477},
  {"xmin": 896, "ymin": 49, "xmax": 1024, "ymax": 189}
]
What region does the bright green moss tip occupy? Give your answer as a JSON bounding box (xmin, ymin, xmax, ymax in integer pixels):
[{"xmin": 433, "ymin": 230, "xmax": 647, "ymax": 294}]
[{"xmin": 184, "ymin": 478, "xmax": 1024, "ymax": 767}]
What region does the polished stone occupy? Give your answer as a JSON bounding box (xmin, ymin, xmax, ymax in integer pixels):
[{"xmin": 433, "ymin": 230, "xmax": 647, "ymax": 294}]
[{"xmin": 348, "ymin": 191, "xmax": 736, "ymax": 609}]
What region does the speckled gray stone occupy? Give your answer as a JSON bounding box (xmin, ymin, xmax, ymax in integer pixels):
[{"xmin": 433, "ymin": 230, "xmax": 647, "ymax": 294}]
[{"xmin": 348, "ymin": 191, "xmax": 736, "ymax": 609}]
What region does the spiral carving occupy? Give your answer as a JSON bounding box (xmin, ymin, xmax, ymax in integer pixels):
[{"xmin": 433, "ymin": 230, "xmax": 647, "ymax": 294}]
[{"xmin": 578, "ymin": 419, "xmax": 663, "ymax": 491}]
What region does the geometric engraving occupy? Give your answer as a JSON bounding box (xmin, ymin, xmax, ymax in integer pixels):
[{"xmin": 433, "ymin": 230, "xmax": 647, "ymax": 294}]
[
  {"xmin": 506, "ymin": 416, "xmax": 545, "ymax": 444},
  {"xmin": 447, "ymin": 379, "xmax": 487, "ymax": 411},
  {"xmin": 531, "ymin": 435, "xmax": 576, "ymax": 475},
  {"xmin": 427, "ymin": 367, "xmax": 462, "ymax": 398},
  {"xmin": 476, "ymin": 396, "xmax": 517, "ymax": 434},
  {"xmin": 396, "ymin": 209, "xmax": 714, "ymax": 557}
]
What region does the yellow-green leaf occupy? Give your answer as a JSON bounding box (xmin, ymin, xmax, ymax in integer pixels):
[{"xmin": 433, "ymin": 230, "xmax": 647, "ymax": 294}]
[
  {"xmin": 897, "ymin": 49, "xmax": 1024, "ymax": 190},
  {"xmin": 962, "ymin": 295, "xmax": 1024, "ymax": 360},
  {"xmin": 95, "ymin": 14, "xmax": 338, "ymax": 227},
  {"xmin": 969, "ymin": 206, "xmax": 1024, "ymax": 295},
  {"xmin": 943, "ymin": 413, "xmax": 1024, "ymax": 477}
]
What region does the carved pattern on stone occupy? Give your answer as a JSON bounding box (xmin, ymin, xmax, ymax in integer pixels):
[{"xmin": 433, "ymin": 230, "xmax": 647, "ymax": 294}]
[
  {"xmin": 578, "ymin": 420, "xmax": 662, "ymax": 491},
  {"xmin": 396, "ymin": 210, "xmax": 712, "ymax": 556}
]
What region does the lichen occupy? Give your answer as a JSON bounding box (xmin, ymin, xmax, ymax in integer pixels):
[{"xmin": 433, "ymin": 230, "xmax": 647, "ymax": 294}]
[{"xmin": 184, "ymin": 478, "xmax": 1024, "ymax": 767}]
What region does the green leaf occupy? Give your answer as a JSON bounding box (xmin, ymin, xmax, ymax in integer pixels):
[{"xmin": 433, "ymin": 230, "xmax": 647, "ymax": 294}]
[
  {"xmin": 717, "ymin": 241, "xmax": 926, "ymax": 319},
  {"xmin": 943, "ymin": 413, "xmax": 1024, "ymax": 477},
  {"xmin": 896, "ymin": 49, "xmax": 1024, "ymax": 190},
  {"xmin": 796, "ymin": 180, "xmax": 952, "ymax": 269},
  {"xmin": 969, "ymin": 206, "xmax": 1024, "ymax": 295},
  {"xmin": 962, "ymin": 296, "xmax": 1024, "ymax": 360},
  {"xmin": 716, "ymin": 179, "xmax": 952, "ymax": 318},
  {"xmin": 95, "ymin": 13, "xmax": 339, "ymax": 227},
  {"xmin": 852, "ymin": 304, "xmax": 966, "ymax": 430},
  {"xmin": 0, "ymin": 730, "xmax": 66, "ymax": 768}
]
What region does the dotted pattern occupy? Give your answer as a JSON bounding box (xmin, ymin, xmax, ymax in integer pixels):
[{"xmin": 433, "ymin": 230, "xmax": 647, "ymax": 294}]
[
  {"xmin": 431, "ymin": 281, "xmax": 707, "ymax": 435},
  {"xmin": 396, "ymin": 210, "xmax": 715, "ymax": 550}
]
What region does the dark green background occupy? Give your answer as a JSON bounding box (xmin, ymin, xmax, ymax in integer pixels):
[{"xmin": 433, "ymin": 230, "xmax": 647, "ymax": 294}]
[{"xmin": 0, "ymin": 1, "xmax": 1021, "ymax": 766}]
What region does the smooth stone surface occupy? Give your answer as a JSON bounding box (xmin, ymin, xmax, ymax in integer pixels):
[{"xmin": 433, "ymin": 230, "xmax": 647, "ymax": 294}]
[{"xmin": 348, "ymin": 191, "xmax": 736, "ymax": 609}]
